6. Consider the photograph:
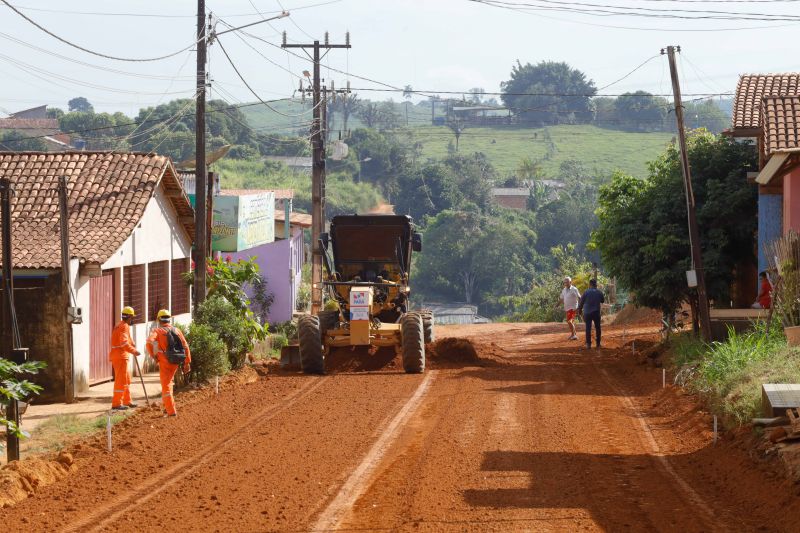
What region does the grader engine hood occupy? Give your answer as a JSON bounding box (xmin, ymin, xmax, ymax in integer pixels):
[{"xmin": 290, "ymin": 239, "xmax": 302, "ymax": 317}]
[{"xmin": 324, "ymin": 215, "xmax": 421, "ymax": 284}]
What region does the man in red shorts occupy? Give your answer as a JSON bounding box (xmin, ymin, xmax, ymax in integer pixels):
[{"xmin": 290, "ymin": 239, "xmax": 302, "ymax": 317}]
[{"xmin": 558, "ymin": 277, "xmax": 581, "ymax": 340}]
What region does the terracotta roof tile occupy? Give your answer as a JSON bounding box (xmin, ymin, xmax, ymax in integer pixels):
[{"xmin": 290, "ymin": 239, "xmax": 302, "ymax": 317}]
[
  {"xmin": 761, "ymin": 96, "xmax": 800, "ymax": 155},
  {"xmin": 0, "ymin": 152, "xmax": 194, "ymax": 269},
  {"xmin": 733, "ymin": 73, "xmax": 800, "ymax": 130}
]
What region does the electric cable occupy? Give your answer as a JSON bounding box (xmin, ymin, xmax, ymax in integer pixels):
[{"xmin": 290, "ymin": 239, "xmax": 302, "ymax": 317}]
[{"xmin": 1, "ymin": 0, "xmax": 202, "ymax": 62}]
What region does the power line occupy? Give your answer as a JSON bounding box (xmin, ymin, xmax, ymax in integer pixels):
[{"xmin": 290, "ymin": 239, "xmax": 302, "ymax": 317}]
[
  {"xmin": 215, "ymin": 36, "xmax": 319, "ymax": 118},
  {"xmin": 1, "ymin": 0, "xmax": 201, "ymax": 62},
  {"xmin": 348, "ymin": 87, "xmax": 733, "ymax": 97},
  {"xmin": 3, "ymin": 0, "xmax": 345, "ymax": 18},
  {"xmin": 2, "ymin": 98, "xmax": 298, "ymax": 143},
  {"xmin": 0, "ymin": 31, "xmax": 195, "ymax": 81}
]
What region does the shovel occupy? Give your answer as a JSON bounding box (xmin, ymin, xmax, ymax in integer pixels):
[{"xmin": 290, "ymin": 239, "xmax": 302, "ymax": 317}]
[{"xmin": 132, "ymin": 352, "xmax": 150, "ymax": 405}]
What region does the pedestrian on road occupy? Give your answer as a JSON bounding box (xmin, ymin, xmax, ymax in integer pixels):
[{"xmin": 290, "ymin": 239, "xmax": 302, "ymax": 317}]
[
  {"xmin": 578, "ymin": 279, "xmax": 605, "ymax": 349},
  {"xmin": 146, "ymin": 310, "xmax": 191, "ymax": 417},
  {"xmin": 558, "ymin": 277, "xmax": 581, "ymax": 340},
  {"xmin": 109, "ymin": 306, "xmax": 140, "ymax": 411}
]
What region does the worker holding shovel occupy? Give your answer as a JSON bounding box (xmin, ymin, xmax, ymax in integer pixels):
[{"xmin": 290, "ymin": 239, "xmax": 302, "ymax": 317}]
[{"xmin": 109, "ymin": 306, "xmax": 140, "ymax": 411}]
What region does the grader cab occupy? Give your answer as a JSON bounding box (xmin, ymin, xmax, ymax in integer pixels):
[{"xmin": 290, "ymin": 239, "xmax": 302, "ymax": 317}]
[{"xmin": 297, "ymin": 215, "xmax": 434, "ymax": 374}]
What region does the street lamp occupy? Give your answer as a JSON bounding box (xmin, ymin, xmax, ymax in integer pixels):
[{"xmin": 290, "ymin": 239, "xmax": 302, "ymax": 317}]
[{"xmin": 357, "ymin": 157, "xmax": 372, "ymax": 183}]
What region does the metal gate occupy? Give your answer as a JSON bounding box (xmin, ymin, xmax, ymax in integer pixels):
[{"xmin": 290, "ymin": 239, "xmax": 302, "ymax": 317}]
[{"xmin": 89, "ymin": 270, "xmax": 115, "ymax": 384}]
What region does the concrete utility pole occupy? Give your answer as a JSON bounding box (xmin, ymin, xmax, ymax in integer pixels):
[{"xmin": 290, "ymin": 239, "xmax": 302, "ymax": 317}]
[
  {"xmin": 194, "ymin": 0, "xmax": 208, "ymax": 310},
  {"xmin": 283, "ymin": 32, "xmax": 351, "ymax": 313},
  {"xmin": 663, "ymin": 45, "xmax": 712, "ymax": 341}
]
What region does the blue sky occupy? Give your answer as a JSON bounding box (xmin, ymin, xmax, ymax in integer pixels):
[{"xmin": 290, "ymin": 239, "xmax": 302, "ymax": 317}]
[{"xmin": 2, "ymin": 0, "xmax": 800, "ymax": 118}]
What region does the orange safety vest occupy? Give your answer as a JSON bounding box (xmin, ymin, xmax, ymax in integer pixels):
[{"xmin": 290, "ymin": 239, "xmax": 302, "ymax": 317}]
[{"xmin": 109, "ymin": 320, "xmax": 136, "ymax": 361}]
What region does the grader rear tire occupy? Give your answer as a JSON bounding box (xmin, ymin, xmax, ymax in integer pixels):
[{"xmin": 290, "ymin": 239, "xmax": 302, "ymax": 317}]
[
  {"xmin": 401, "ymin": 312, "xmax": 425, "ymax": 374},
  {"xmin": 298, "ymin": 315, "xmax": 325, "ymax": 374},
  {"xmin": 420, "ymin": 310, "xmax": 435, "ymax": 344}
]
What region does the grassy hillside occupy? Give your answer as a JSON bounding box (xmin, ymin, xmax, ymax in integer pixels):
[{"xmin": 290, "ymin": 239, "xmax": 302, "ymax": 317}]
[
  {"xmin": 242, "ymin": 102, "xmax": 674, "ymax": 179},
  {"xmin": 411, "ymin": 124, "xmax": 673, "ymax": 179}
]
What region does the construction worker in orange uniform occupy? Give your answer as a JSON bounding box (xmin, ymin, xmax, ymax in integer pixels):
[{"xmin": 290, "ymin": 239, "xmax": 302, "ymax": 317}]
[
  {"xmin": 110, "ymin": 306, "xmax": 140, "ymax": 411},
  {"xmin": 146, "ymin": 310, "xmax": 191, "ymax": 417}
]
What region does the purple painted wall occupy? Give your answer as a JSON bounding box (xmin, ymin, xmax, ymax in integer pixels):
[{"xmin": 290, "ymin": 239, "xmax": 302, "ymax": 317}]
[{"xmin": 228, "ymin": 227, "xmax": 303, "ymax": 325}]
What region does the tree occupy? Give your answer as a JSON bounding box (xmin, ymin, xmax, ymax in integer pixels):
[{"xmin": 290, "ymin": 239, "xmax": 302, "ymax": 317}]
[
  {"xmin": 613, "ymin": 91, "xmax": 668, "ymax": 132},
  {"xmin": 357, "ymin": 101, "xmax": 382, "ymax": 128},
  {"xmin": 445, "ymin": 116, "xmax": 466, "ymax": 152},
  {"xmin": 68, "ymin": 97, "xmax": 93, "ymax": 113},
  {"xmin": 681, "ymin": 100, "xmax": 730, "ymax": 134},
  {"xmin": 592, "ymin": 131, "xmax": 758, "ymax": 316},
  {"xmin": 516, "ymin": 156, "xmax": 542, "ymax": 182},
  {"xmin": 0, "ymin": 130, "xmax": 48, "ymax": 151},
  {"xmin": 403, "ymin": 85, "xmax": 413, "ymax": 126},
  {"xmin": 414, "ymin": 209, "xmax": 537, "ymax": 312},
  {"xmin": 501, "ymin": 61, "xmax": 596, "ymax": 125},
  {"xmin": 468, "ymin": 88, "xmax": 486, "ymax": 104}
]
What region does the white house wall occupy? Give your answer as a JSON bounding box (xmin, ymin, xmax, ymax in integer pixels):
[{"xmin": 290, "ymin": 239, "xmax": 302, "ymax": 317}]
[{"xmin": 71, "ymin": 186, "xmax": 193, "ymax": 393}]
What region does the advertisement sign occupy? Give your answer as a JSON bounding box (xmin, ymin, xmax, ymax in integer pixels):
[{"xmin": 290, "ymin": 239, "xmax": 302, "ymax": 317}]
[
  {"xmin": 350, "ymin": 307, "xmax": 369, "ymax": 321},
  {"xmin": 211, "ymin": 192, "xmax": 275, "ymax": 252}
]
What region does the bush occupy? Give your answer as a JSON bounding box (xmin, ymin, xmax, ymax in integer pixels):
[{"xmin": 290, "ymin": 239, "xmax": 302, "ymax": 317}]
[
  {"xmin": 186, "ymin": 323, "xmax": 230, "ymax": 383},
  {"xmin": 195, "ymin": 296, "xmax": 252, "ymax": 370},
  {"xmin": 670, "ymin": 321, "xmax": 794, "ymax": 426}
]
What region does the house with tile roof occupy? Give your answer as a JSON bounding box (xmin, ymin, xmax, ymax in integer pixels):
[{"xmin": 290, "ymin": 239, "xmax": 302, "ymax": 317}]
[
  {"xmin": 726, "ymin": 74, "xmax": 800, "ymax": 278},
  {"xmin": 0, "ymin": 152, "xmax": 194, "ymax": 401},
  {"xmin": 754, "ymin": 96, "xmax": 800, "ymax": 235}
]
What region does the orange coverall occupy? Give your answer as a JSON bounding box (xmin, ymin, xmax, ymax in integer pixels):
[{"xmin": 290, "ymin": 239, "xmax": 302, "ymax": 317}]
[
  {"xmin": 146, "ymin": 326, "xmax": 191, "ymax": 415},
  {"xmin": 109, "ymin": 320, "xmax": 138, "ymax": 408}
]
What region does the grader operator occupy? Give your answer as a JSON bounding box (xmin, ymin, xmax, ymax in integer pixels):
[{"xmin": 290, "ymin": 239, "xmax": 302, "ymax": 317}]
[{"xmin": 297, "ymin": 215, "xmax": 434, "ymax": 374}]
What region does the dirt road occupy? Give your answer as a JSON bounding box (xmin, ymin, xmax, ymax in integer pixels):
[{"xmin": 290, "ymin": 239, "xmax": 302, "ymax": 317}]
[{"xmin": 3, "ymin": 323, "xmax": 800, "ymax": 532}]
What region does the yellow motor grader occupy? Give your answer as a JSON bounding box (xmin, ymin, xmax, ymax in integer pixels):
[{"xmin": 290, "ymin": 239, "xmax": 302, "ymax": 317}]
[{"xmin": 297, "ymin": 215, "xmax": 433, "ymax": 374}]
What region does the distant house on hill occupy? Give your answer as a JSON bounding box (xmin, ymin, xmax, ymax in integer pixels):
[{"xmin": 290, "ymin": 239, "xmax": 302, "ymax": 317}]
[
  {"xmin": 0, "ymin": 105, "xmax": 72, "ymax": 151},
  {"xmin": 422, "ymin": 302, "xmax": 490, "ymax": 325},
  {"xmin": 0, "ymin": 152, "xmax": 194, "ymax": 401},
  {"xmin": 492, "ymin": 180, "xmax": 564, "ymax": 210},
  {"xmin": 264, "ymin": 155, "xmax": 313, "ymax": 174}
]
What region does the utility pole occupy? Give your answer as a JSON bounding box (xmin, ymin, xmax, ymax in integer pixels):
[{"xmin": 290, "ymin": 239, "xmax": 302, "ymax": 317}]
[
  {"xmin": 283, "ymin": 32, "xmax": 351, "ymax": 314},
  {"xmin": 194, "ymin": 0, "xmax": 208, "ymax": 310},
  {"xmin": 663, "ymin": 45, "xmax": 712, "ymax": 341},
  {"xmin": 58, "ymin": 176, "xmax": 74, "ymax": 404},
  {"xmin": 1, "ymin": 178, "xmax": 19, "ymax": 461}
]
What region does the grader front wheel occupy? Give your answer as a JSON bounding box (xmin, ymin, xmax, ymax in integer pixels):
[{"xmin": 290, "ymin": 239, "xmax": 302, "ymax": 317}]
[
  {"xmin": 298, "ymin": 315, "xmax": 325, "ymax": 375},
  {"xmin": 400, "ymin": 312, "xmax": 425, "ymax": 374}
]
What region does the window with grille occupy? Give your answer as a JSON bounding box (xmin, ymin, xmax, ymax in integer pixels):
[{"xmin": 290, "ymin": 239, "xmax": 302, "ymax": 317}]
[
  {"xmin": 147, "ymin": 261, "xmax": 169, "ymax": 321},
  {"xmin": 123, "ymin": 264, "xmax": 145, "ymax": 325},
  {"xmin": 171, "ymin": 258, "xmax": 190, "ymax": 315}
]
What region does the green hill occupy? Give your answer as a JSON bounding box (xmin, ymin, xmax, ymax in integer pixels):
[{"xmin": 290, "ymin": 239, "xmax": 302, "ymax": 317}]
[
  {"xmin": 410, "ymin": 124, "xmax": 673, "ymax": 179},
  {"xmin": 242, "ymin": 102, "xmax": 674, "ymax": 179}
]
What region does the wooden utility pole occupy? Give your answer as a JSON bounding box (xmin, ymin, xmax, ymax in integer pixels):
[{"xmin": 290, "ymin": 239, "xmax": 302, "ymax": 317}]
[
  {"xmin": 664, "ymin": 45, "xmax": 712, "ymax": 341},
  {"xmin": 58, "ymin": 176, "xmax": 74, "ymax": 403},
  {"xmin": 1, "ymin": 178, "xmax": 19, "ymax": 461},
  {"xmin": 194, "ymin": 0, "xmax": 208, "ymax": 310},
  {"xmin": 283, "ymin": 32, "xmax": 351, "ymax": 313}
]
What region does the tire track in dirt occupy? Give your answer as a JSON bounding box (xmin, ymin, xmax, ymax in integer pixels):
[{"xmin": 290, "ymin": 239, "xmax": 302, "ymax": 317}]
[
  {"xmin": 66, "ymin": 377, "xmax": 327, "ymax": 533},
  {"xmin": 311, "ymin": 371, "xmax": 436, "ymax": 531},
  {"xmin": 594, "ymin": 363, "xmax": 721, "ymax": 529}
]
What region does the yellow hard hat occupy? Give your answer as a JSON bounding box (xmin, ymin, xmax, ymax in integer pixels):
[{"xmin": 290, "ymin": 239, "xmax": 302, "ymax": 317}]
[
  {"xmin": 157, "ymin": 309, "xmax": 171, "ymax": 320},
  {"xmin": 121, "ymin": 306, "xmax": 135, "ymax": 316}
]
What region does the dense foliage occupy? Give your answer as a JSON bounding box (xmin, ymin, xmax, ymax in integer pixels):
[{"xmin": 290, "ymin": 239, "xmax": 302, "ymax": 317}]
[
  {"xmin": 1, "ymin": 357, "xmax": 46, "ymax": 448},
  {"xmin": 501, "ymin": 61, "xmax": 597, "ymax": 125},
  {"xmin": 185, "ymin": 323, "xmax": 230, "ymax": 383},
  {"xmin": 592, "ymin": 130, "xmax": 758, "ymax": 316}
]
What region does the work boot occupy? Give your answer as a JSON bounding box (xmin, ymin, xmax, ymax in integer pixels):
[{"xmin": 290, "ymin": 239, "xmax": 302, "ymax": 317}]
[
  {"xmin": 126, "ymin": 403, "xmax": 138, "ymax": 408},
  {"xmin": 111, "ymin": 405, "xmax": 129, "ymax": 411},
  {"xmin": 163, "ymin": 413, "xmax": 177, "ymax": 418}
]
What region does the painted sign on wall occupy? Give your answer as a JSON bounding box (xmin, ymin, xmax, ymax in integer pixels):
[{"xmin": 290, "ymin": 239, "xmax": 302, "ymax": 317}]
[{"xmin": 211, "ymin": 192, "xmax": 275, "ymax": 252}]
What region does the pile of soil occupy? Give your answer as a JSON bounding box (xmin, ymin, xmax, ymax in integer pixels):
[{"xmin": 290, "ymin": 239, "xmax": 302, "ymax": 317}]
[
  {"xmin": 427, "ymin": 338, "xmax": 479, "ymax": 364},
  {"xmin": 612, "ymin": 304, "xmax": 662, "ymax": 326},
  {"xmin": 0, "ymin": 451, "xmax": 75, "ymax": 508}
]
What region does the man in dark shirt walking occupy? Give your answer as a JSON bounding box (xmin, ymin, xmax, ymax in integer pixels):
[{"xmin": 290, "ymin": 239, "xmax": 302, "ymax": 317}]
[{"xmin": 578, "ymin": 279, "xmax": 605, "ymax": 349}]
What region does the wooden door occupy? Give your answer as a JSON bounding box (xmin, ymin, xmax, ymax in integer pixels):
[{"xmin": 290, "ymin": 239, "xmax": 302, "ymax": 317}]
[{"xmin": 89, "ymin": 270, "xmax": 115, "ymax": 384}]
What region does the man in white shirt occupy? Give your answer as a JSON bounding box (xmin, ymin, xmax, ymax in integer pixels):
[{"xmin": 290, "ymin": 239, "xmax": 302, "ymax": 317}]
[{"xmin": 558, "ymin": 277, "xmax": 581, "ymax": 340}]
